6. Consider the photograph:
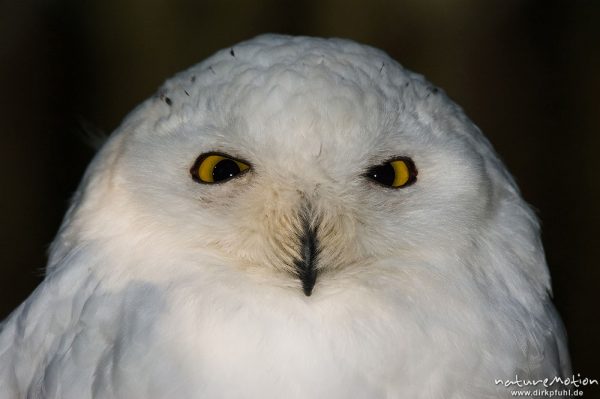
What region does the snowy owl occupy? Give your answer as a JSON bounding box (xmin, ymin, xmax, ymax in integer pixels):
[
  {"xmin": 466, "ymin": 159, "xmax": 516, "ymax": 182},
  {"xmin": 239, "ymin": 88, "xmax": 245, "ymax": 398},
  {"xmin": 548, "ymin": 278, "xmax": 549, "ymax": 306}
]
[{"xmin": 0, "ymin": 35, "xmax": 570, "ymax": 398}]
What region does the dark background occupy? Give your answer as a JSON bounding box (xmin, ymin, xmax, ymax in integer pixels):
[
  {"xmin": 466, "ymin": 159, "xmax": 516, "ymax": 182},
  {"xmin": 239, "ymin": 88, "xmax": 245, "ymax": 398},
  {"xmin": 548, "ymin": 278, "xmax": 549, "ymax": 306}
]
[{"xmin": 1, "ymin": 0, "xmax": 598, "ymax": 391}]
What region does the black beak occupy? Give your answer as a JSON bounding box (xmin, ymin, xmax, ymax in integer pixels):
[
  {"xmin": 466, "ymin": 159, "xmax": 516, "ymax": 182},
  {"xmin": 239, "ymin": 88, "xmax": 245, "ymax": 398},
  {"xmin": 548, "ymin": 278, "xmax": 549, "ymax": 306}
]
[{"xmin": 294, "ymin": 212, "xmax": 319, "ymax": 296}]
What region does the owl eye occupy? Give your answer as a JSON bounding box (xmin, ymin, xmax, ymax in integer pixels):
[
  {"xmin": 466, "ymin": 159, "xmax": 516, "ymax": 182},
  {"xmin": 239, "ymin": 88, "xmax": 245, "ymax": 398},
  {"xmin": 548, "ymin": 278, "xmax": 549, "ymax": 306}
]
[
  {"xmin": 190, "ymin": 153, "xmax": 250, "ymax": 184},
  {"xmin": 365, "ymin": 157, "xmax": 417, "ymax": 188}
]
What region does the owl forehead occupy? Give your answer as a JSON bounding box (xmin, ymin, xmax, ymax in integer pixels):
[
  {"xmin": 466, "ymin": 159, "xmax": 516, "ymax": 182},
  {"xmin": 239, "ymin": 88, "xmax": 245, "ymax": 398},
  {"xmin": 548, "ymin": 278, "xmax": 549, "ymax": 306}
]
[
  {"xmin": 223, "ymin": 69, "xmax": 387, "ymax": 162},
  {"xmin": 172, "ymin": 35, "xmax": 411, "ymax": 97},
  {"xmin": 154, "ymin": 37, "xmax": 425, "ymax": 164},
  {"xmin": 168, "ymin": 41, "xmax": 404, "ymax": 115}
]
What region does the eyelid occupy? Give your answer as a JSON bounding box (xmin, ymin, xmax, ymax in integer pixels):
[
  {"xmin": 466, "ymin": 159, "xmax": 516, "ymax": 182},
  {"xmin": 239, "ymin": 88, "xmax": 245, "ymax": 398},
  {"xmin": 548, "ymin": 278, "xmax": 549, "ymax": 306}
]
[{"xmin": 195, "ymin": 151, "xmax": 252, "ymax": 166}]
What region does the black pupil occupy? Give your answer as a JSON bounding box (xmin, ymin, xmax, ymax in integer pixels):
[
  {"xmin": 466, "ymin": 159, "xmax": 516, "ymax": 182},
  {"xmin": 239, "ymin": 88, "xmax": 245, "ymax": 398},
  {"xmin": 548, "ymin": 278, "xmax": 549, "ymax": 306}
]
[
  {"xmin": 213, "ymin": 159, "xmax": 241, "ymax": 182},
  {"xmin": 368, "ymin": 163, "xmax": 395, "ymax": 186}
]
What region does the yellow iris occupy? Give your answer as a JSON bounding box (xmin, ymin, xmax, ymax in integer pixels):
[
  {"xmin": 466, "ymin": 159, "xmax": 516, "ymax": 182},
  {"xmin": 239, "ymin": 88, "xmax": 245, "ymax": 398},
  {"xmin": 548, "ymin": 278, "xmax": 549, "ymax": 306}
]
[{"xmin": 390, "ymin": 159, "xmax": 410, "ymax": 187}]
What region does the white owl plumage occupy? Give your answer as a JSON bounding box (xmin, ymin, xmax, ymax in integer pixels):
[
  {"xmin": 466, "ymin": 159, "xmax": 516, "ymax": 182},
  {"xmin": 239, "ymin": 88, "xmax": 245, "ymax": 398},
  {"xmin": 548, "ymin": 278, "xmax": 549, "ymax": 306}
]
[{"xmin": 0, "ymin": 35, "xmax": 570, "ymax": 398}]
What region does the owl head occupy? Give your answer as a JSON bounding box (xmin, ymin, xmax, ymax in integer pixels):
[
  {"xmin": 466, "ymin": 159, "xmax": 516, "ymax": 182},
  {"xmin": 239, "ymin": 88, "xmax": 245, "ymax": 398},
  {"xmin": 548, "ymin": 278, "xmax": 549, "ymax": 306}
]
[{"xmin": 48, "ymin": 35, "xmax": 549, "ymax": 307}]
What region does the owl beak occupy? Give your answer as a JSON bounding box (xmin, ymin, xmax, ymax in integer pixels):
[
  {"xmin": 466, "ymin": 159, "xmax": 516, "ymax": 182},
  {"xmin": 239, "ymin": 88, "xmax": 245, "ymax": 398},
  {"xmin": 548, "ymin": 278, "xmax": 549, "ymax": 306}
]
[{"xmin": 293, "ymin": 211, "xmax": 319, "ymax": 296}]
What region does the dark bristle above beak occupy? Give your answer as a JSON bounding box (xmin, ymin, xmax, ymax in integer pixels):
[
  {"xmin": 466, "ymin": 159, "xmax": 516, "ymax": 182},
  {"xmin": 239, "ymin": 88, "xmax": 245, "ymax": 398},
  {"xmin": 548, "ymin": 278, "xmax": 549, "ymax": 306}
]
[{"xmin": 294, "ymin": 212, "xmax": 319, "ymax": 296}]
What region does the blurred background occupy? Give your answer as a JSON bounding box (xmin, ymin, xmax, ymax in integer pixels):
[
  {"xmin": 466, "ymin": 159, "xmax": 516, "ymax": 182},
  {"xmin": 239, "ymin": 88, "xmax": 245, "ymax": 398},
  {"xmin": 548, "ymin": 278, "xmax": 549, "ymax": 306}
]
[{"xmin": 1, "ymin": 0, "xmax": 598, "ymax": 389}]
